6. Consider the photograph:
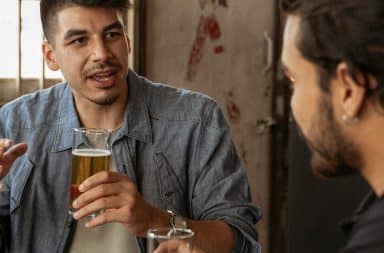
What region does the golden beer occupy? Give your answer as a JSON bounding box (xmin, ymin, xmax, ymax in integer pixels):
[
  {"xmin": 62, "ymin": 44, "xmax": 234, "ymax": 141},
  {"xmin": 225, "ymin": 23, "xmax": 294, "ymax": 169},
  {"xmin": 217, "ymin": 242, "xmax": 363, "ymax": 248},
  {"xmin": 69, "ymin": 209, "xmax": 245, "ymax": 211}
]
[{"xmin": 70, "ymin": 148, "xmax": 111, "ymax": 210}]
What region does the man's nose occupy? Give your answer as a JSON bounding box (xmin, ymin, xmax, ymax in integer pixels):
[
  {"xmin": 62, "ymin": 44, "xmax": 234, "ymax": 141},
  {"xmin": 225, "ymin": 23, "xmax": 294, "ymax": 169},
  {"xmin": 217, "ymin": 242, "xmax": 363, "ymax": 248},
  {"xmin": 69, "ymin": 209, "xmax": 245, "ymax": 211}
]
[{"xmin": 90, "ymin": 38, "xmax": 112, "ymax": 62}]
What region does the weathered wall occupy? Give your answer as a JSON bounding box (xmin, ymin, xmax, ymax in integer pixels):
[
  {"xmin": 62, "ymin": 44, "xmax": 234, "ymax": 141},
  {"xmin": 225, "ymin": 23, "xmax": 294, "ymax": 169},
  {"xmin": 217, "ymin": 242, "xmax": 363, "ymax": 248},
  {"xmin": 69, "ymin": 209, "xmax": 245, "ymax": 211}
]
[{"xmin": 145, "ymin": 1, "xmax": 277, "ymax": 251}]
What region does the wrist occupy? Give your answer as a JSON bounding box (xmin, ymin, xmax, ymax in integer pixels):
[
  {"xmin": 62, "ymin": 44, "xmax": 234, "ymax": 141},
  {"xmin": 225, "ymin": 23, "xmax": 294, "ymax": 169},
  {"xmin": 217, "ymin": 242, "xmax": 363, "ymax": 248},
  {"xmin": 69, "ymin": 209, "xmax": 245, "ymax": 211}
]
[
  {"xmin": 167, "ymin": 210, "xmax": 188, "ymax": 229},
  {"xmin": 149, "ymin": 208, "xmax": 171, "ymax": 229}
]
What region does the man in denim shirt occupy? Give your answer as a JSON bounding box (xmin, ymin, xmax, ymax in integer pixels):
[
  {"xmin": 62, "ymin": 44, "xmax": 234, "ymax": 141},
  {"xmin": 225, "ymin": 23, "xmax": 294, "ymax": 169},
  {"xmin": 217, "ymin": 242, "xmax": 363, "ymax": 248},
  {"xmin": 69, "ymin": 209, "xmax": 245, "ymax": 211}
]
[{"xmin": 0, "ymin": 0, "xmax": 260, "ymax": 252}]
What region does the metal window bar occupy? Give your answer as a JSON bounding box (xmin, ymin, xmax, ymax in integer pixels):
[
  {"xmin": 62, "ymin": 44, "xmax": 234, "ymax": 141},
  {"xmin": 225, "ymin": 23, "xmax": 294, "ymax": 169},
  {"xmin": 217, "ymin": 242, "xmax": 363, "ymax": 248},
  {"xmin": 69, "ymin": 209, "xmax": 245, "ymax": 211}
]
[
  {"xmin": 16, "ymin": 0, "xmax": 21, "ymax": 96},
  {"xmin": 40, "ymin": 33, "xmax": 45, "ymax": 90},
  {"xmin": 16, "ymin": 1, "xmax": 46, "ymax": 96}
]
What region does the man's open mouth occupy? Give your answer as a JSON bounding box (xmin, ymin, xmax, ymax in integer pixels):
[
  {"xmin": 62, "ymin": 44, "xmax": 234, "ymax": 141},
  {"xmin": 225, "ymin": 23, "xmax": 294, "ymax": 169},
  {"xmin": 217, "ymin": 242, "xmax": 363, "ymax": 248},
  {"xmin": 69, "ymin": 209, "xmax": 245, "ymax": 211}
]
[{"xmin": 89, "ymin": 70, "xmax": 117, "ymax": 81}]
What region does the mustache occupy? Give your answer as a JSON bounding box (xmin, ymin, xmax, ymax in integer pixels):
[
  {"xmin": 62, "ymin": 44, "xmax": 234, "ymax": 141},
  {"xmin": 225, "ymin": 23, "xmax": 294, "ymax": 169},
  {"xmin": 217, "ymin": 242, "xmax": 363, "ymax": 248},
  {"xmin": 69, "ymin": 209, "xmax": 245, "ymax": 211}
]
[{"xmin": 81, "ymin": 61, "xmax": 122, "ymax": 79}]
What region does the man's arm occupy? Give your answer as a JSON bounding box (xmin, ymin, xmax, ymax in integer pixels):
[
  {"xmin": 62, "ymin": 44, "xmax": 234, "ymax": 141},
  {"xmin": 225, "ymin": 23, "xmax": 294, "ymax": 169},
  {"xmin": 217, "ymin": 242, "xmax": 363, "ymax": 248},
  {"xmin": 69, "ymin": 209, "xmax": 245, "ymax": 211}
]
[
  {"xmin": 145, "ymin": 102, "xmax": 261, "ymax": 253},
  {"xmin": 0, "ymin": 139, "xmax": 28, "ymax": 252},
  {"xmin": 71, "ymin": 172, "xmax": 235, "ymax": 253},
  {"xmin": 185, "ymin": 103, "xmax": 260, "ymax": 253},
  {"xmin": 185, "ymin": 219, "xmax": 234, "ymax": 253},
  {"xmin": 70, "ymin": 102, "xmax": 260, "ymax": 253}
]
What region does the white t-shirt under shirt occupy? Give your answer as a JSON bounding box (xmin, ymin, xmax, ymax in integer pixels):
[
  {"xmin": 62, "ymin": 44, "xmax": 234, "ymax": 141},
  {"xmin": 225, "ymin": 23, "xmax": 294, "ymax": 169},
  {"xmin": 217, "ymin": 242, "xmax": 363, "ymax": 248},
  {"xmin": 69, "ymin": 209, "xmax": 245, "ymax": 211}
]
[
  {"xmin": 69, "ymin": 130, "xmax": 140, "ymax": 253},
  {"xmin": 69, "ymin": 219, "xmax": 139, "ymax": 253}
]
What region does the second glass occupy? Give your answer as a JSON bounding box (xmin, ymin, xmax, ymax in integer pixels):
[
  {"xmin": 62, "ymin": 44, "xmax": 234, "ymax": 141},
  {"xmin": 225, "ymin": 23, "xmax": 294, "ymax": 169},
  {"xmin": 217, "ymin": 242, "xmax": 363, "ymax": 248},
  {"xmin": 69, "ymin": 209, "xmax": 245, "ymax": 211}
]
[
  {"xmin": 147, "ymin": 227, "xmax": 194, "ymax": 253},
  {"xmin": 70, "ymin": 127, "xmax": 111, "ymax": 216}
]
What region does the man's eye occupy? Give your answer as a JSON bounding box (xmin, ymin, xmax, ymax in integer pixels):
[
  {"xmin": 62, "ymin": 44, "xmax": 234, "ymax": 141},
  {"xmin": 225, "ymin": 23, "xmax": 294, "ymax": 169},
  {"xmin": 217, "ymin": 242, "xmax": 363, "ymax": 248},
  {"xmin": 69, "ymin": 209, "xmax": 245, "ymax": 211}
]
[
  {"xmin": 283, "ymin": 75, "xmax": 295, "ymax": 93},
  {"xmin": 289, "ymin": 77, "xmax": 295, "ymax": 87},
  {"xmin": 105, "ymin": 32, "xmax": 121, "ymax": 40},
  {"xmin": 70, "ymin": 37, "xmax": 87, "ymax": 46},
  {"xmin": 289, "ymin": 82, "xmax": 295, "ymax": 92}
]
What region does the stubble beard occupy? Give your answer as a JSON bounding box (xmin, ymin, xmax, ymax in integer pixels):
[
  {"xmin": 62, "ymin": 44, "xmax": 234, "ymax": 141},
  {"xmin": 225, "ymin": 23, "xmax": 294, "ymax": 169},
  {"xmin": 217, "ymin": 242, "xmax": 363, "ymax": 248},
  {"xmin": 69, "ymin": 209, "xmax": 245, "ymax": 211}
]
[
  {"xmin": 297, "ymin": 95, "xmax": 361, "ymax": 178},
  {"xmin": 89, "ymin": 93, "xmax": 119, "ymax": 106}
]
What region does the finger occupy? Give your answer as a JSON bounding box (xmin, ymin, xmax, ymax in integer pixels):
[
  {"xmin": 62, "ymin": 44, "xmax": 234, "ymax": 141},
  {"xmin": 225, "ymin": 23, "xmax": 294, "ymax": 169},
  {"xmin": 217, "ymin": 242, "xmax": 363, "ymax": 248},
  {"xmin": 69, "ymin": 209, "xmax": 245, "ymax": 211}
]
[
  {"xmin": 84, "ymin": 209, "xmax": 123, "ymax": 228},
  {"xmin": 81, "ymin": 205, "xmax": 128, "ymax": 228},
  {"xmin": 73, "ymin": 183, "xmax": 123, "ymax": 209},
  {"xmin": 73, "ymin": 195, "xmax": 123, "ymax": 220},
  {"xmin": 79, "ymin": 171, "xmax": 132, "ymax": 192},
  {"xmin": 0, "ymin": 143, "xmax": 28, "ymax": 179},
  {"xmin": 0, "ymin": 143, "xmax": 28, "ymax": 164},
  {"xmin": 0, "ymin": 139, "xmax": 13, "ymax": 158}
]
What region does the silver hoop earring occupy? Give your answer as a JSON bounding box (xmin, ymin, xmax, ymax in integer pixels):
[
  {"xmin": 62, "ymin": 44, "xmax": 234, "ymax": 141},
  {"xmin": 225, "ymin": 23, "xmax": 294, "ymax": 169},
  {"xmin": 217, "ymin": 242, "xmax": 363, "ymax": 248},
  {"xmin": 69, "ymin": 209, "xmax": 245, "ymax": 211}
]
[{"xmin": 341, "ymin": 112, "xmax": 359, "ymax": 124}]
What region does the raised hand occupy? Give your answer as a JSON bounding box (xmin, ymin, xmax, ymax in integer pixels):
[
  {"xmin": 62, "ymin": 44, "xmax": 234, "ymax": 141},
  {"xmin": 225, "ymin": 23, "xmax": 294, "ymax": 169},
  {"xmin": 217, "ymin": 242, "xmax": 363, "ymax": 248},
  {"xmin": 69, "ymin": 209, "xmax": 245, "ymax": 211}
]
[
  {"xmin": 0, "ymin": 139, "xmax": 28, "ymax": 180},
  {"xmin": 72, "ymin": 171, "xmax": 166, "ymax": 236}
]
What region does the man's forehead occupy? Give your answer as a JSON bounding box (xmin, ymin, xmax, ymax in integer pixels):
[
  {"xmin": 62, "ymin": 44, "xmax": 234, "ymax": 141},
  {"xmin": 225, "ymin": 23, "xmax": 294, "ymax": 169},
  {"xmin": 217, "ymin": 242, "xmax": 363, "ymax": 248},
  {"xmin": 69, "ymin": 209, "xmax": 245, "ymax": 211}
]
[
  {"xmin": 281, "ymin": 16, "xmax": 301, "ymax": 66},
  {"xmin": 55, "ymin": 6, "xmax": 123, "ymax": 31}
]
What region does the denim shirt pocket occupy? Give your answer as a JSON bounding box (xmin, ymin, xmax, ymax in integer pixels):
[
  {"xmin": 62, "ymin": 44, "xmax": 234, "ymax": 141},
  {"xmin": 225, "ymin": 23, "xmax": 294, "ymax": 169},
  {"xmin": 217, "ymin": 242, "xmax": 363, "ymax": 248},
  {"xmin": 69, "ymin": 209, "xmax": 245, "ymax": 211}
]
[
  {"xmin": 9, "ymin": 158, "xmax": 33, "ymax": 214},
  {"xmin": 154, "ymin": 152, "xmax": 186, "ymax": 214}
]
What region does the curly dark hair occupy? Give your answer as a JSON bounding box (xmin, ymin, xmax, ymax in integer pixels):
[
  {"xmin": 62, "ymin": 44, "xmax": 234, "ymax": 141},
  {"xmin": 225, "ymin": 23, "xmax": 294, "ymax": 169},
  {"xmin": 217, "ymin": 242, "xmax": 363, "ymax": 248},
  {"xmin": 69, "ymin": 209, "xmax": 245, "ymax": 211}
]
[
  {"xmin": 281, "ymin": 0, "xmax": 384, "ymax": 104},
  {"xmin": 40, "ymin": 0, "xmax": 129, "ymax": 44}
]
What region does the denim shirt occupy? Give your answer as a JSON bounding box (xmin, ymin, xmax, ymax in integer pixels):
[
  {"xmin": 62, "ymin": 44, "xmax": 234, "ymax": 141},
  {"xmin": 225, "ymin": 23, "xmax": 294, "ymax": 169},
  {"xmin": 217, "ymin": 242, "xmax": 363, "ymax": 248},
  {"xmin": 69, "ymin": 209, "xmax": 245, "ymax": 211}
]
[{"xmin": 0, "ymin": 70, "xmax": 261, "ymax": 253}]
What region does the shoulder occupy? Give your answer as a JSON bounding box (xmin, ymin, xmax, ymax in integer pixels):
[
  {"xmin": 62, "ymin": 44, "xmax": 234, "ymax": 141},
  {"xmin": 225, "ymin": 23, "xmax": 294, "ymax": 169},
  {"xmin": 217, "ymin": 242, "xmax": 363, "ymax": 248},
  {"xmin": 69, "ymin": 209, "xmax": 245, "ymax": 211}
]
[
  {"xmin": 0, "ymin": 82, "xmax": 68, "ymax": 129},
  {"xmin": 342, "ymin": 196, "xmax": 384, "ymax": 252},
  {"xmin": 140, "ymin": 77, "xmax": 219, "ymax": 122}
]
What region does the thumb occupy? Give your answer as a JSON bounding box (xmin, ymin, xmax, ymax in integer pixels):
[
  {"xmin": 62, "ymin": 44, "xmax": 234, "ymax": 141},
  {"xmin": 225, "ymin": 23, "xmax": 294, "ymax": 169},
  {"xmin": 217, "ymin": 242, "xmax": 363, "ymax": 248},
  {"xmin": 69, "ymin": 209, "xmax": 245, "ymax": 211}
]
[
  {"xmin": 0, "ymin": 143, "xmax": 28, "ymax": 179},
  {"xmin": 3, "ymin": 143, "xmax": 28, "ymax": 162}
]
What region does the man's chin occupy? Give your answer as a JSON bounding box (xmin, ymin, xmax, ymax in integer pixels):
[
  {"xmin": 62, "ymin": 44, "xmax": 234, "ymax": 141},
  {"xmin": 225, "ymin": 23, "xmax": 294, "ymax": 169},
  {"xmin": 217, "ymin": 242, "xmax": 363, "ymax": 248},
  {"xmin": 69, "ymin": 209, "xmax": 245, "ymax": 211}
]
[
  {"xmin": 310, "ymin": 152, "xmax": 357, "ymax": 179},
  {"xmin": 88, "ymin": 96, "xmax": 118, "ymax": 106}
]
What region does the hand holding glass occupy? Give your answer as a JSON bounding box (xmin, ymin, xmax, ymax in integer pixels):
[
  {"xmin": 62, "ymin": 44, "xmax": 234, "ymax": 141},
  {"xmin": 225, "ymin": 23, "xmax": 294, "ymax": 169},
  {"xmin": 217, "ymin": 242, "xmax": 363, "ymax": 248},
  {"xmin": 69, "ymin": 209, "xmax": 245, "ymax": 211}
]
[
  {"xmin": 147, "ymin": 227, "xmax": 194, "ymax": 253},
  {"xmin": 70, "ymin": 128, "xmax": 111, "ymax": 216}
]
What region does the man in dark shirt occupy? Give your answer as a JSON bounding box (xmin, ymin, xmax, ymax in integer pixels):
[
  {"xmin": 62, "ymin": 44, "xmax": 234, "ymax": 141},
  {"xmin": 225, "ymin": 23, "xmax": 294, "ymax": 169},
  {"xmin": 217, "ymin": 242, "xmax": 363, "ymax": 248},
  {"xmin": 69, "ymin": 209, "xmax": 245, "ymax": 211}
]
[{"xmin": 281, "ymin": 0, "xmax": 384, "ymax": 252}]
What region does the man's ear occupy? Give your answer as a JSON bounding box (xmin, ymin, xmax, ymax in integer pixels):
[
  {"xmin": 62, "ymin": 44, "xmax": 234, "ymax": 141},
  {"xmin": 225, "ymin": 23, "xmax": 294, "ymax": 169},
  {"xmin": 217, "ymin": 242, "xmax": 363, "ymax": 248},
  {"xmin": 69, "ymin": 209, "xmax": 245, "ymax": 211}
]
[
  {"xmin": 42, "ymin": 41, "xmax": 59, "ymax": 71},
  {"xmin": 335, "ymin": 62, "xmax": 366, "ymax": 118}
]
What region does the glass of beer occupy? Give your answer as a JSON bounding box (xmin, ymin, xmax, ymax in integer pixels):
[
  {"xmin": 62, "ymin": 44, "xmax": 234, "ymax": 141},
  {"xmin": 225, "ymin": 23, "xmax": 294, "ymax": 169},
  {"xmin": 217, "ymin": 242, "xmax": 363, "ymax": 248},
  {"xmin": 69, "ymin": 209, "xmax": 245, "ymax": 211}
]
[
  {"xmin": 147, "ymin": 227, "xmax": 194, "ymax": 253},
  {"xmin": 70, "ymin": 128, "xmax": 111, "ymax": 216}
]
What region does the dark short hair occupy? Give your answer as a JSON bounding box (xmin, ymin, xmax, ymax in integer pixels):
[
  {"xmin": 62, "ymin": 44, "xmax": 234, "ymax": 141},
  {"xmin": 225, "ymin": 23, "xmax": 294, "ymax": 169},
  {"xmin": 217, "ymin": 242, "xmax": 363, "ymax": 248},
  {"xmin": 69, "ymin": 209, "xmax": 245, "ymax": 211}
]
[
  {"xmin": 281, "ymin": 0, "xmax": 384, "ymax": 104},
  {"xmin": 40, "ymin": 0, "xmax": 129, "ymax": 44}
]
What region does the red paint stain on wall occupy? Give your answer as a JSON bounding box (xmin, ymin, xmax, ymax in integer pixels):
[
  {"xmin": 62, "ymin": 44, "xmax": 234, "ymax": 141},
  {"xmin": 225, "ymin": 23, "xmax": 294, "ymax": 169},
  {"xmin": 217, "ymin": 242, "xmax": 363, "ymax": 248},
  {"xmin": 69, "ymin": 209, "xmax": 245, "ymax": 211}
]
[
  {"xmin": 226, "ymin": 90, "xmax": 241, "ymax": 123},
  {"xmin": 187, "ymin": 1, "xmax": 228, "ymax": 81}
]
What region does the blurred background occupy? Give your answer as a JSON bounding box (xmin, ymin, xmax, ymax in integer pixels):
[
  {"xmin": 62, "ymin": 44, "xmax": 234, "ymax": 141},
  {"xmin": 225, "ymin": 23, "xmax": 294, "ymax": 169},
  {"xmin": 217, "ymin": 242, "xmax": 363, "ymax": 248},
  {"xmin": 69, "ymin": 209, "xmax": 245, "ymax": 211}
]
[{"xmin": 0, "ymin": 1, "xmax": 370, "ymax": 253}]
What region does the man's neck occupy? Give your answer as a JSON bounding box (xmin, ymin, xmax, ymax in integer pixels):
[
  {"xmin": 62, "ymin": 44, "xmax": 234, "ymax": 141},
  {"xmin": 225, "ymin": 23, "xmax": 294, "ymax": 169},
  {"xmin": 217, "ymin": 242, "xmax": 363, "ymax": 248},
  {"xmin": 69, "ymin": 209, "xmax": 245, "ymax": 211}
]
[
  {"xmin": 359, "ymin": 128, "xmax": 384, "ymax": 197},
  {"xmin": 361, "ymin": 161, "xmax": 384, "ymax": 198},
  {"xmin": 74, "ymin": 93, "xmax": 127, "ymax": 131},
  {"xmin": 78, "ymin": 105, "xmax": 126, "ymax": 130}
]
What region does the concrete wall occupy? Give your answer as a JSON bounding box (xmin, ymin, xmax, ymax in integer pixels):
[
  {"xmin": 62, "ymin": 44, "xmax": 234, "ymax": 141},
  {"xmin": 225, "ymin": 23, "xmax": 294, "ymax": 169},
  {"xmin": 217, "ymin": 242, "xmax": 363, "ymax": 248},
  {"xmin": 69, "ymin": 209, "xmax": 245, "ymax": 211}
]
[{"xmin": 145, "ymin": 1, "xmax": 277, "ymax": 251}]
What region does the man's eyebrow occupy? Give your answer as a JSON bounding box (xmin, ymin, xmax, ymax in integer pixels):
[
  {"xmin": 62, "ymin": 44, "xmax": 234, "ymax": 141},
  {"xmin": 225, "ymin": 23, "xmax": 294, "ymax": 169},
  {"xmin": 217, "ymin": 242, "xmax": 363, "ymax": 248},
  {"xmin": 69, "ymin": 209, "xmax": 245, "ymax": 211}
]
[
  {"xmin": 63, "ymin": 22, "xmax": 124, "ymax": 41},
  {"xmin": 102, "ymin": 21, "xmax": 124, "ymax": 33},
  {"xmin": 63, "ymin": 29, "xmax": 87, "ymax": 41}
]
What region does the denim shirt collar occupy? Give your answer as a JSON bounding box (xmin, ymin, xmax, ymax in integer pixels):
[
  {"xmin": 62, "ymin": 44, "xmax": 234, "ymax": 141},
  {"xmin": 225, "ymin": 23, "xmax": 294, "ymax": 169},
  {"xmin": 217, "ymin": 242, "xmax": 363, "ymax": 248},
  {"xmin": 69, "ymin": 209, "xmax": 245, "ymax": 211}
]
[{"xmin": 50, "ymin": 70, "xmax": 152, "ymax": 153}]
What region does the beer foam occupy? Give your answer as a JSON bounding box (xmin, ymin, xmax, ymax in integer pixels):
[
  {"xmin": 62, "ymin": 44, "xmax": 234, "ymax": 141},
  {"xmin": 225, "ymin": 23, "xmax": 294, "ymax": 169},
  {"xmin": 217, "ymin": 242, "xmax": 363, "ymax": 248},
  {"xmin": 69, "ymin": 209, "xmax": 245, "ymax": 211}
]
[{"xmin": 72, "ymin": 149, "xmax": 111, "ymax": 157}]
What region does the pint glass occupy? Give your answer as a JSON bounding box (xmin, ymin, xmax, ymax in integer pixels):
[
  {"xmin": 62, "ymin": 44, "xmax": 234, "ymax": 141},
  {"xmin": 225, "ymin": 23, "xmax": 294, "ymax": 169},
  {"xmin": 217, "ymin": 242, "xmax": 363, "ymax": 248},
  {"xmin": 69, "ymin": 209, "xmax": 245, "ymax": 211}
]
[{"xmin": 70, "ymin": 128, "xmax": 111, "ymax": 215}]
